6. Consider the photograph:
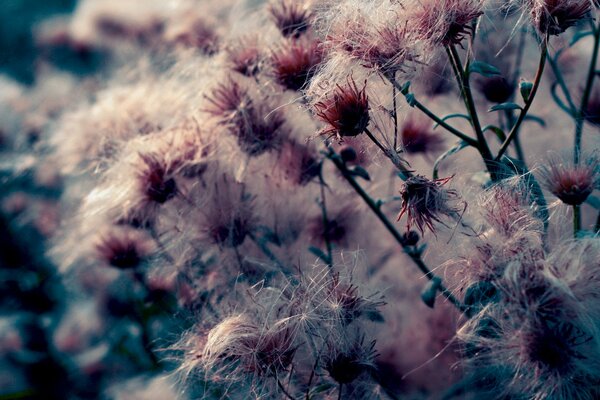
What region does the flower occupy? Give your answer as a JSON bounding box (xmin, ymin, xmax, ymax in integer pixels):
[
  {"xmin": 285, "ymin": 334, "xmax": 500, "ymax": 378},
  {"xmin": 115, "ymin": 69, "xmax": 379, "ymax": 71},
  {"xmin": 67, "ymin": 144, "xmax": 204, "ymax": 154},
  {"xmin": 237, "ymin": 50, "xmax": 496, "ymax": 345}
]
[
  {"xmin": 410, "ymin": 0, "xmax": 483, "ymax": 46},
  {"xmin": 323, "ymin": 336, "xmax": 378, "ymax": 385},
  {"xmin": 95, "ymin": 227, "xmax": 155, "ymax": 269},
  {"xmin": 540, "ymin": 154, "xmax": 599, "ymax": 206},
  {"xmin": 270, "ymin": 37, "xmax": 323, "ymax": 91},
  {"xmin": 397, "ymin": 175, "xmax": 462, "ymax": 234},
  {"xmin": 531, "ymin": 0, "xmax": 591, "ymax": 36},
  {"xmin": 313, "ymin": 77, "xmax": 370, "ymax": 139},
  {"xmin": 400, "ymin": 114, "xmax": 445, "ymax": 155},
  {"xmin": 225, "ymin": 36, "xmax": 262, "ymax": 77},
  {"xmin": 268, "ymin": 0, "xmax": 312, "ymax": 38}
]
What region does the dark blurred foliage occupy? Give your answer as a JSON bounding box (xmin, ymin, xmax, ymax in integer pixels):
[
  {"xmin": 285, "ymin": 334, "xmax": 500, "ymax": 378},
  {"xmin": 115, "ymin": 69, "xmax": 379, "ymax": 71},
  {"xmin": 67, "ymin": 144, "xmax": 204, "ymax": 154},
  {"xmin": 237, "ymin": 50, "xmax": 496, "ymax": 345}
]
[{"xmin": 0, "ymin": 0, "xmax": 81, "ymax": 84}]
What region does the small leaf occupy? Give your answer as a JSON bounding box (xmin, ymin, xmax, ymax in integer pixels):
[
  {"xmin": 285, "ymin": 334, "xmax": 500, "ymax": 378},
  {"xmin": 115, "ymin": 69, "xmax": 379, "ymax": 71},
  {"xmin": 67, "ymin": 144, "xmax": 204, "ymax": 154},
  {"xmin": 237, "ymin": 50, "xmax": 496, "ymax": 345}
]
[
  {"xmin": 350, "ymin": 165, "xmax": 371, "ymax": 181},
  {"xmin": 523, "ymin": 114, "xmax": 546, "ymax": 127},
  {"xmin": 432, "ymin": 140, "xmax": 469, "ymax": 179},
  {"xmin": 520, "ymin": 80, "xmax": 533, "ymax": 102},
  {"xmin": 482, "ymin": 125, "xmax": 506, "ymax": 143},
  {"xmin": 399, "ymin": 81, "xmax": 411, "ymax": 95},
  {"xmin": 405, "ymin": 93, "xmax": 416, "ymax": 107},
  {"xmin": 365, "ymin": 309, "xmax": 385, "ymax": 323},
  {"xmin": 433, "ymin": 113, "xmax": 471, "ymax": 129},
  {"xmin": 469, "ymin": 61, "xmax": 502, "ymax": 77},
  {"xmin": 421, "ymin": 277, "xmax": 442, "ymax": 308},
  {"xmin": 489, "ymin": 102, "xmax": 522, "ymax": 112},
  {"xmin": 311, "ymin": 383, "xmax": 336, "ymax": 395},
  {"xmin": 309, "ymin": 246, "xmax": 331, "ymax": 264}
]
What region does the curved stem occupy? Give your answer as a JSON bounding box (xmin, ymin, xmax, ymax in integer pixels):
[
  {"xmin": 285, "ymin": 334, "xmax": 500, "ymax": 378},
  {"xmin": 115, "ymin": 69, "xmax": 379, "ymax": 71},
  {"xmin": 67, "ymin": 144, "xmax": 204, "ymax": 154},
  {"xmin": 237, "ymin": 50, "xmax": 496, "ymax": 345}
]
[
  {"xmin": 496, "ymin": 36, "xmax": 548, "ymax": 160},
  {"xmin": 388, "ymin": 78, "xmax": 479, "ymax": 147},
  {"xmin": 364, "ymin": 127, "xmax": 413, "ymax": 176},
  {"xmin": 574, "ymin": 23, "xmax": 600, "ymax": 164}
]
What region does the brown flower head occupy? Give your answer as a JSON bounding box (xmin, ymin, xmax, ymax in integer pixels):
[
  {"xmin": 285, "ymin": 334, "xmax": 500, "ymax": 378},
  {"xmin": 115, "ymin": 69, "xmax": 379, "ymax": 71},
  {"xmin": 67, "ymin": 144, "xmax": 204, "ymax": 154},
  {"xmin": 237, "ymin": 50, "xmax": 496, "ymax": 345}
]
[
  {"xmin": 411, "ymin": 0, "xmax": 483, "ymax": 46},
  {"xmin": 204, "ymin": 79, "xmax": 252, "ymax": 122},
  {"xmin": 324, "ymin": 337, "xmax": 377, "ymax": 384},
  {"xmin": 540, "ymin": 155, "xmax": 599, "ymax": 206},
  {"xmin": 95, "ymin": 227, "xmax": 155, "ymax": 270},
  {"xmin": 277, "ymin": 140, "xmax": 321, "ymax": 186},
  {"xmin": 400, "ymin": 114, "xmax": 445, "ymax": 155},
  {"xmin": 270, "ymin": 37, "xmax": 323, "ymax": 91},
  {"xmin": 313, "ymin": 77, "xmax": 370, "ymax": 139},
  {"xmin": 137, "ymin": 153, "xmax": 178, "ymax": 205},
  {"xmin": 397, "ymin": 175, "xmax": 462, "ymax": 234},
  {"xmin": 225, "ymin": 36, "xmax": 262, "ymax": 77},
  {"xmin": 531, "ymin": 0, "xmax": 591, "ymax": 36},
  {"xmin": 235, "ymin": 102, "xmax": 288, "ymax": 156},
  {"xmin": 268, "ymin": 0, "xmax": 312, "ymax": 38}
]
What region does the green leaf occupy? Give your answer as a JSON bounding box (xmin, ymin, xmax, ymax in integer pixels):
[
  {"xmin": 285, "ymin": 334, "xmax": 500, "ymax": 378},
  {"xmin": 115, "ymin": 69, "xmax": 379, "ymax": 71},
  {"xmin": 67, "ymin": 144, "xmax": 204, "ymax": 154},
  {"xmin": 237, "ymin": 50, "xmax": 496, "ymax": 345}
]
[
  {"xmin": 405, "ymin": 93, "xmax": 416, "ymax": 107},
  {"xmin": 421, "ymin": 277, "xmax": 442, "ymax": 308},
  {"xmin": 520, "ymin": 80, "xmax": 533, "ymax": 102},
  {"xmin": 482, "ymin": 125, "xmax": 506, "ymax": 143},
  {"xmin": 523, "ymin": 114, "xmax": 546, "ymax": 127},
  {"xmin": 399, "ymin": 81, "xmax": 411, "ymax": 95},
  {"xmin": 432, "ymin": 140, "xmax": 469, "ymax": 179},
  {"xmin": 586, "ymin": 195, "xmax": 600, "ymax": 210},
  {"xmin": 365, "ymin": 309, "xmax": 385, "ymax": 323},
  {"xmin": 311, "ymin": 383, "xmax": 335, "ymax": 395},
  {"xmin": 309, "ymin": 246, "xmax": 331, "ymax": 264},
  {"xmin": 469, "ymin": 61, "xmax": 502, "ymax": 77},
  {"xmin": 350, "ymin": 165, "xmax": 371, "ymax": 181},
  {"xmin": 489, "ymin": 102, "xmax": 523, "ymax": 112},
  {"xmin": 433, "ymin": 113, "xmax": 471, "ymax": 129}
]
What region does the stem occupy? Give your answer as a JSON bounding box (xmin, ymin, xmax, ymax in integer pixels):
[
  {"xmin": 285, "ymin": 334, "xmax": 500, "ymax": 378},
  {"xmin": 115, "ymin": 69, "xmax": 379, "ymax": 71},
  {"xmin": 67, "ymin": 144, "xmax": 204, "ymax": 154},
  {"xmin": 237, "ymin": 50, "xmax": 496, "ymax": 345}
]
[
  {"xmin": 248, "ymin": 232, "xmax": 290, "ymax": 274},
  {"xmin": 448, "ymin": 45, "xmax": 493, "ymax": 162},
  {"xmin": 318, "ymin": 173, "xmax": 333, "ymax": 266},
  {"xmin": 573, "ymin": 205, "xmax": 581, "ymax": 237},
  {"xmin": 574, "ymin": 23, "xmax": 600, "ymax": 164},
  {"xmin": 547, "ymin": 52, "xmax": 577, "ymax": 114},
  {"xmin": 328, "ymin": 151, "xmax": 467, "ymax": 315},
  {"xmin": 595, "ymin": 210, "xmax": 600, "ymax": 233},
  {"xmin": 338, "ymin": 383, "xmax": 343, "ymax": 400},
  {"xmin": 496, "ymin": 36, "xmax": 548, "ymax": 161},
  {"xmin": 388, "ymin": 78, "xmax": 479, "ymax": 147},
  {"xmin": 364, "ymin": 127, "xmax": 413, "ymax": 176},
  {"xmin": 392, "ymin": 72, "xmax": 399, "ymax": 150},
  {"xmin": 277, "ymin": 378, "xmax": 296, "ymax": 400}
]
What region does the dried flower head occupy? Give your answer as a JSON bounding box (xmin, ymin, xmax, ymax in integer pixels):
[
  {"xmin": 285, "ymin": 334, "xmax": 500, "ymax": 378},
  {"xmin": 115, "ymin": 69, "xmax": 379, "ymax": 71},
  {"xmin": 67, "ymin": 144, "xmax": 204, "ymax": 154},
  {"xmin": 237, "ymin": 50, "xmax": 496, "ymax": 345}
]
[
  {"xmin": 225, "ymin": 36, "xmax": 262, "ymax": 77},
  {"xmin": 95, "ymin": 227, "xmax": 155, "ymax": 269},
  {"xmin": 313, "ymin": 77, "xmax": 370, "ymax": 139},
  {"xmin": 235, "ymin": 102, "xmax": 289, "ymax": 156},
  {"xmin": 277, "ymin": 140, "xmax": 321, "ymax": 186},
  {"xmin": 397, "ymin": 175, "xmax": 462, "ymax": 234},
  {"xmin": 201, "ymin": 314, "xmax": 296, "ymax": 377},
  {"xmin": 410, "ymin": 0, "xmax": 484, "ymax": 46},
  {"xmin": 540, "ymin": 154, "xmax": 599, "ymax": 206},
  {"xmin": 531, "ymin": 0, "xmax": 591, "ymax": 36},
  {"xmin": 400, "ymin": 114, "xmax": 445, "ymax": 155},
  {"xmin": 270, "ymin": 37, "xmax": 323, "ymax": 91},
  {"xmin": 323, "ymin": 337, "xmax": 378, "ymax": 384},
  {"xmin": 204, "ymin": 79, "xmax": 252, "ymax": 122},
  {"xmin": 137, "ymin": 153, "xmax": 179, "ymax": 205},
  {"xmin": 268, "ymin": 0, "xmax": 312, "ymax": 38},
  {"xmin": 163, "ymin": 14, "xmax": 218, "ymax": 54}
]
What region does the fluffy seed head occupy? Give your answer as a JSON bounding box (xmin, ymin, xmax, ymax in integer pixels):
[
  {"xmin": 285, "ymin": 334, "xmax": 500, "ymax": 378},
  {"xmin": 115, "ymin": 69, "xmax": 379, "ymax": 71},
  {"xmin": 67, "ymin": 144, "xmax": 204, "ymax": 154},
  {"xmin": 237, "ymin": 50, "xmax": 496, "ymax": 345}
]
[
  {"xmin": 531, "ymin": 0, "xmax": 591, "ymax": 36},
  {"xmin": 268, "ymin": 0, "xmax": 312, "ymax": 38},
  {"xmin": 324, "ymin": 337, "xmax": 377, "ymax": 384},
  {"xmin": 397, "ymin": 175, "xmax": 462, "ymax": 234},
  {"xmin": 270, "ymin": 37, "xmax": 323, "ymax": 91},
  {"xmin": 400, "ymin": 114, "xmax": 445, "ymax": 155},
  {"xmin": 95, "ymin": 227, "xmax": 155, "ymax": 269},
  {"xmin": 540, "ymin": 154, "xmax": 599, "ymax": 206}
]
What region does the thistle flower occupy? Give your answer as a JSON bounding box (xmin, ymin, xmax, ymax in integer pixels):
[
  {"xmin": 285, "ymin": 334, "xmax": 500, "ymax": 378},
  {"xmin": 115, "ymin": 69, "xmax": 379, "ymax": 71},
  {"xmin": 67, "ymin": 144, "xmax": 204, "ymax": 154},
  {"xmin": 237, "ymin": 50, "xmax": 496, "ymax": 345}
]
[
  {"xmin": 225, "ymin": 36, "xmax": 262, "ymax": 77},
  {"xmin": 323, "ymin": 336, "xmax": 378, "ymax": 385},
  {"xmin": 313, "ymin": 77, "xmax": 370, "ymax": 139},
  {"xmin": 277, "ymin": 140, "xmax": 321, "ymax": 186},
  {"xmin": 410, "ymin": 0, "xmax": 484, "ymax": 46},
  {"xmin": 199, "ymin": 314, "xmax": 297, "ymax": 377},
  {"xmin": 270, "ymin": 37, "xmax": 323, "ymax": 91},
  {"xmin": 397, "ymin": 175, "xmax": 462, "ymax": 235},
  {"xmin": 540, "ymin": 154, "xmax": 600, "ymax": 206},
  {"xmin": 308, "ymin": 203, "xmax": 360, "ymax": 248},
  {"xmin": 530, "ymin": 0, "xmax": 591, "ymax": 36},
  {"xmin": 95, "ymin": 227, "xmax": 155, "ymax": 270},
  {"xmin": 163, "ymin": 14, "xmax": 219, "ymax": 54},
  {"xmin": 268, "ymin": 0, "xmax": 312, "ymax": 38},
  {"xmin": 136, "ymin": 153, "xmax": 179, "ymax": 205},
  {"xmin": 400, "ymin": 114, "xmax": 445, "ymax": 155},
  {"xmin": 204, "ymin": 79, "xmax": 252, "ymax": 122}
]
